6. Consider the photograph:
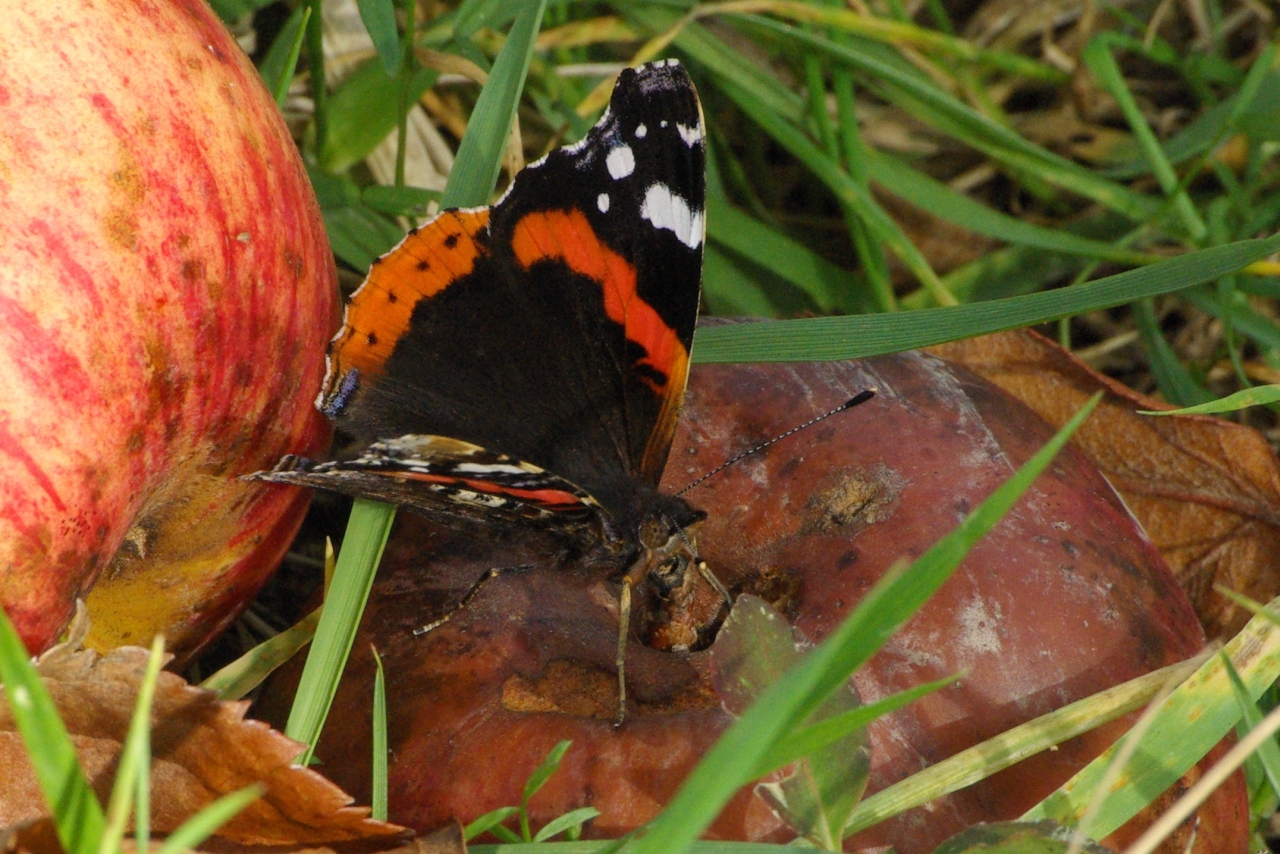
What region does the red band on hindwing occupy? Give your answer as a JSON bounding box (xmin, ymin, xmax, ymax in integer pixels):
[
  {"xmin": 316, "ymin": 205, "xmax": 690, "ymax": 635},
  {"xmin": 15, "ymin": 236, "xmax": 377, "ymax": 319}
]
[{"xmin": 383, "ymin": 469, "xmax": 587, "ymax": 510}]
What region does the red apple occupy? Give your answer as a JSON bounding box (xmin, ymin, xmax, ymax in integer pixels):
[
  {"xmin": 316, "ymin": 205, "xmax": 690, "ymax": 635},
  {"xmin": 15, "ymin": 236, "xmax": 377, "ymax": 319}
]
[
  {"xmin": 262, "ymin": 352, "xmax": 1244, "ymax": 851},
  {"xmin": 0, "ymin": 0, "xmax": 336, "ymax": 657}
]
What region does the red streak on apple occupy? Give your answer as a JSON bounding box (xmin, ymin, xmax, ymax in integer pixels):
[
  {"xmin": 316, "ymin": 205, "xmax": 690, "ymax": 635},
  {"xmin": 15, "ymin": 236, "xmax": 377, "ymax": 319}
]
[{"xmin": 0, "ymin": 0, "xmax": 336, "ymax": 657}]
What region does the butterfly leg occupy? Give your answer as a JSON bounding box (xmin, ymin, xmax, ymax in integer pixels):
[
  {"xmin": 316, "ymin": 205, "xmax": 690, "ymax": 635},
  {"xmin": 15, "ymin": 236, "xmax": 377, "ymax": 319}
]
[
  {"xmin": 696, "ymin": 559, "xmax": 732, "ymax": 610},
  {"xmin": 616, "ymin": 578, "xmax": 634, "ymax": 727},
  {"xmin": 614, "ymin": 555, "xmax": 658, "ymax": 726},
  {"xmin": 412, "ymin": 563, "xmax": 536, "ymax": 637}
]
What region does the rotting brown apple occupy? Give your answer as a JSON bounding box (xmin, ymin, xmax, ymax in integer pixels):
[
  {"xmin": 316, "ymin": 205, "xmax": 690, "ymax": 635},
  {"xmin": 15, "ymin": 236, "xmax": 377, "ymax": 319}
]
[
  {"xmin": 259, "ymin": 351, "xmax": 1245, "ymax": 852},
  {"xmin": 0, "ymin": 0, "xmax": 336, "ymax": 658}
]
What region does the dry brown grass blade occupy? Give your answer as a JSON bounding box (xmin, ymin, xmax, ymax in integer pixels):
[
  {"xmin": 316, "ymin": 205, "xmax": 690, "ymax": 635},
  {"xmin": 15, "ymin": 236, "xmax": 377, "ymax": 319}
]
[
  {"xmin": 0, "ymin": 633, "xmax": 406, "ymax": 847},
  {"xmin": 930, "ymin": 329, "xmax": 1280, "ymax": 639}
]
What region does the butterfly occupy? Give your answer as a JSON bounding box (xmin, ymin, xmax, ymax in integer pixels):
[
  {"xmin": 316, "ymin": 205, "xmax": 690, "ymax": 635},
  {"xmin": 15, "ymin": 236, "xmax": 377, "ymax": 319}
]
[{"xmin": 255, "ymin": 60, "xmax": 718, "ymax": 721}]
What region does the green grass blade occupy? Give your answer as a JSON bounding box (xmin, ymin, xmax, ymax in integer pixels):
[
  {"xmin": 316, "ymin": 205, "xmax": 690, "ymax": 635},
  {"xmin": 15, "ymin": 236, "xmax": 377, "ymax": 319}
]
[
  {"xmin": 1183, "ymin": 283, "xmax": 1280, "ymax": 352},
  {"xmin": 99, "ymin": 635, "xmax": 165, "ymax": 854},
  {"xmin": 466, "ymin": 806, "xmax": 520, "ymax": 842},
  {"xmin": 524, "ymin": 740, "xmax": 574, "ymax": 805},
  {"xmin": 1221, "ymin": 653, "xmax": 1280, "ymax": 802},
  {"xmin": 703, "ymin": 242, "xmax": 799, "ymax": 316},
  {"xmin": 1023, "ymin": 596, "xmax": 1280, "ymax": 838},
  {"xmin": 534, "ymin": 807, "xmax": 603, "ymax": 843},
  {"xmin": 691, "ymin": 234, "xmax": 1280, "ymax": 363},
  {"xmin": 284, "ymin": 499, "xmax": 394, "ymax": 763},
  {"xmin": 735, "ymin": 15, "xmax": 1159, "ymax": 222},
  {"xmin": 257, "ymin": 5, "xmax": 310, "ymax": 108},
  {"xmin": 321, "ymin": 206, "xmax": 404, "ymax": 271},
  {"xmin": 716, "ymin": 73, "xmax": 952, "ymax": 305},
  {"xmin": 756, "ymin": 675, "xmax": 957, "ymax": 778},
  {"xmin": 155, "ymin": 785, "xmax": 264, "ymax": 854},
  {"xmin": 760, "ymin": 2, "xmax": 1061, "ymax": 83},
  {"xmin": 442, "ymin": 0, "xmax": 548, "ymax": 208},
  {"xmin": 1081, "ymin": 37, "xmax": 1205, "ymax": 241},
  {"xmin": 706, "ymin": 198, "xmax": 859, "ymax": 314},
  {"xmin": 0, "ymin": 608, "xmax": 105, "ymax": 854},
  {"xmin": 362, "ymin": 184, "xmax": 442, "ymax": 217},
  {"xmin": 371, "ymin": 645, "xmax": 388, "ymax": 821},
  {"xmin": 321, "ymin": 60, "xmax": 437, "ymax": 174},
  {"xmin": 626, "ymin": 395, "xmax": 1101, "ymax": 854},
  {"xmin": 207, "ymin": 0, "xmax": 275, "ymax": 23},
  {"xmin": 865, "ymin": 149, "xmax": 1155, "ymax": 264},
  {"xmin": 701, "ymin": 243, "xmax": 789, "ymax": 316},
  {"xmin": 306, "ymin": 0, "xmax": 327, "ymax": 156},
  {"xmin": 358, "ymin": 0, "xmax": 401, "ymax": 77},
  {"xmin": 1132, "ymin": 299, "xmax": 1212, "ymax": 406},
  {"xmin": 832, "ymin": 68, "xmax": 894, "ymax": 311},
  {"xmin": 843, "ymin": 658, "xmax": 1198, "ymax": 837},
  {"xmin": 1139, "ymin": 384, "xmax": 1280, "ymax": 416},
  {"xmin": 200, "ymin": 606, "xmax": 321, "ymax": 700}
]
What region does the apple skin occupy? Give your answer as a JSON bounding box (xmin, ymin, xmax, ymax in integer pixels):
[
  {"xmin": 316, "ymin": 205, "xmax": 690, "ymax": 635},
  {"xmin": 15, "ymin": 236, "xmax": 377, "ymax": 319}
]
[
  {"xmin": 260, "ymin": 352, "xmax": 1244, "ymax": 851},
  {"xmin": 0, "ymin": 0, "xmax": 336, "ymax": 657}
]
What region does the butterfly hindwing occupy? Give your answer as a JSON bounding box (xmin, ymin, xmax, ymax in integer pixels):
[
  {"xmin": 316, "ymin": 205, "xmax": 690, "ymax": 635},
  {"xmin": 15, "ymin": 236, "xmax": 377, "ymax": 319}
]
[{"xmin": 258, "ymin": 435, "xmax": 604, "ymax": 533}]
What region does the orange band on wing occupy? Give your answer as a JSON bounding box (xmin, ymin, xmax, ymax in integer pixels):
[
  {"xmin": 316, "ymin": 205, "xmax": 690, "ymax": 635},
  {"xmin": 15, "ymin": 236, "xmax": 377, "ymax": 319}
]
[
  {"xmin": 325, "ymin": 209, "xmax": 491, "ymax": 393},
  {"xmin": 510, "ymin": 209, "xmax": 686, "ymax": 393}
]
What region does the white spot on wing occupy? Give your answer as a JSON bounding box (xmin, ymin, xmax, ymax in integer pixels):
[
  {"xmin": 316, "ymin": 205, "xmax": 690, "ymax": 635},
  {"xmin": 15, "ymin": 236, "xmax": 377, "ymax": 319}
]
[
  {"xmin": 597, "ymin": 193, "xmax": 610, "ymax": 213},
  {"xmin": 640, "ymin": 183, "xmax": 704, "ymax": 249},
  {"xmin": 677, "ymin": 122, "xmax": 704, "ymax": 147},
  {"xmin": 454, "ymin": 462, "xmax": 530, "ymax": 476},
  {"xmin": 635, "ymin": 123, "xmax": 647, "ymax": 138},
  {"xmin": 606, "ymin": 144, "xmax": 635, "ymax": 179}
]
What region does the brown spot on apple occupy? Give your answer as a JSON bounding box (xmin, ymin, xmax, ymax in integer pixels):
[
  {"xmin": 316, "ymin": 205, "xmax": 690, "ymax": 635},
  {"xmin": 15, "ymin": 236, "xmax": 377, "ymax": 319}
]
[
  {"xmin": 284, "ymin": 248, "xmax": 304, "ymax": 280},
  {"xmin": 802, "ymin": 464, "xmax": 903, "ymax": 534},
  {"xmin": 105, "ymin": 210, "xmax": 138, "ymax": 250}
]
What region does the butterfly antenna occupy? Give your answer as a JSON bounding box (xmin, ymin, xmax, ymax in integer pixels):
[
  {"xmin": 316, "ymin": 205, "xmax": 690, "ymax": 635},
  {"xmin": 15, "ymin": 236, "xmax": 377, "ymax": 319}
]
[{"xmin": 675, "ymin": 389, "xmax": 877, "ymax": 497}]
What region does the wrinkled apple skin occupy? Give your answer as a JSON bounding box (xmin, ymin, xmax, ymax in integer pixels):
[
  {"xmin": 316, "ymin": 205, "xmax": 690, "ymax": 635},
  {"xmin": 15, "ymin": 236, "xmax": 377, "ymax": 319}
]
[
  {"xmin": 0, "ymin": 0, "xmax": 336, "ymax": 656},
  {"xmin": 261, "ymin": 352, "xmax": 1244, "ymax": 852}
]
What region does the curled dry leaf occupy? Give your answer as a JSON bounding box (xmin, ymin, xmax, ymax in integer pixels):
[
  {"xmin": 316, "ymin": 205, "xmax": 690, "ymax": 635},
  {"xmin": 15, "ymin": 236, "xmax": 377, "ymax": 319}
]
[
  {"xmin": 929, "ymin": 329, "xmax": 1280, "ymax": 639},
  {"xmin": 0, "ymin": 629, "xmax": 405, "ymax": 847}
]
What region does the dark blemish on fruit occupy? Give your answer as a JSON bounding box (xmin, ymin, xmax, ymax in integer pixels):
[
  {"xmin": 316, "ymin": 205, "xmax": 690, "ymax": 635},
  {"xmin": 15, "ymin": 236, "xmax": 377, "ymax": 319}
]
[
  {"xmin": 777, "ymin": 456, "xmax": 801, "ymax": 480},
  {"xmin": 181, "ymin": 259, "xmax": 203, "ymax": 282},
  {"xmin": 803, "ymin": 464, "xmax": 903, "ymax": 534},
  {"xmin": 1062, "ymin": 539, "xmax": 1079, "ymax": 557},
  {"xmin": 837, "ymin": 550, "xmax": 858, "ymax": 568}
]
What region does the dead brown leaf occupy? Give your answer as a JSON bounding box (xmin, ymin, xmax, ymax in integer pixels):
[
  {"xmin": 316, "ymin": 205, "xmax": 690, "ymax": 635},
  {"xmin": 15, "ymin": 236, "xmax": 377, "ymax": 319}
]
[
  {"xmin": 0, "ymin": 619, "xmax": 406, "ymax": 847},
  {"xmin": 930, "ymin": 329, "xmax": 1280, "ymax": 639}
]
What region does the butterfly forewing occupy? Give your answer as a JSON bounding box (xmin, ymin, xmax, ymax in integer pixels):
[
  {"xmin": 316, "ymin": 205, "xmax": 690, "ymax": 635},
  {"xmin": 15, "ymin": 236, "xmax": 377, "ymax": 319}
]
[{"xmin": 307, "ymin": 62, "xmax": 704, "ymax": 536}]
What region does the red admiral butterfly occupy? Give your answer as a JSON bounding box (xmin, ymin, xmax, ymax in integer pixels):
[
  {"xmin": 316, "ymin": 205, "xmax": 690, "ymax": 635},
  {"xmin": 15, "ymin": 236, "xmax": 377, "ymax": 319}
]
[{"xmin": 256, "ymin": 61, "xmax": 715, "ymax": 719}]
